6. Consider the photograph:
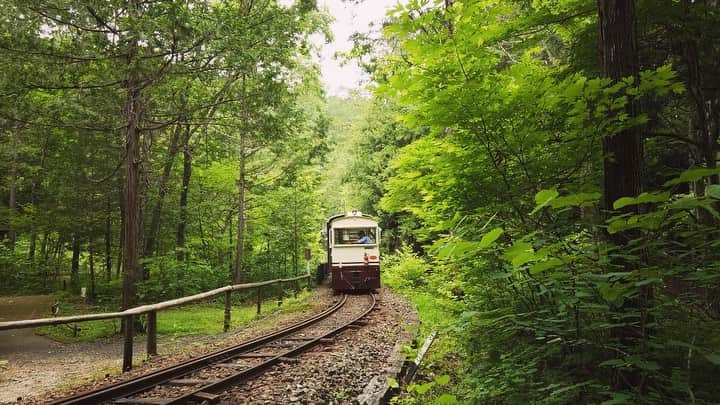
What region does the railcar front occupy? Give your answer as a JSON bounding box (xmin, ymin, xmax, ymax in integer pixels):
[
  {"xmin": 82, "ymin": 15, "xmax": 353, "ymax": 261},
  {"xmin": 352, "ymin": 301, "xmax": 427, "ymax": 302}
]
[{"xmin": 325, "ymin": 211, "xmax": 381, "ymax": 291}]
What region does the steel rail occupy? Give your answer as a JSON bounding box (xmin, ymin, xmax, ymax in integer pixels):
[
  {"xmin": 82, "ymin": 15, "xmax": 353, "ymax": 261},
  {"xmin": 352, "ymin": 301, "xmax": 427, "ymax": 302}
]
[
  {"xmin": 167, "ymin": 292, "xmax": 377, "ymax": 404},
  {"xmin": 50, "ymin": 294, "xmax": 349, "ymax": 405}
]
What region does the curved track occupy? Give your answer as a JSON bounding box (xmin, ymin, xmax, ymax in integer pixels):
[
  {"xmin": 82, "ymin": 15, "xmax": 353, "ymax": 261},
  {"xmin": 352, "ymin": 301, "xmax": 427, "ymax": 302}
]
[{"xmin": 50, "ymin": 292, "xmax": 376, "ymax": 404}]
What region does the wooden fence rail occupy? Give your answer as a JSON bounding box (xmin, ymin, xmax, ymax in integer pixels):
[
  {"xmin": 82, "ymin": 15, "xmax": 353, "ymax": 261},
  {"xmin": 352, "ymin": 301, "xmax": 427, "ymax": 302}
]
[{"xmin": 0, "ymin": 273, "xmax": 312, "ymax": 371}]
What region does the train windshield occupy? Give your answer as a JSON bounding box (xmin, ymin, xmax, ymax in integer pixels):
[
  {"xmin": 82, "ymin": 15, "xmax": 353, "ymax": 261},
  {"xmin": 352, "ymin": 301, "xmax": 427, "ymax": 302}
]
[{"xmin": 333, "ymin": 227, "xmax": 377, "ymax": 246}]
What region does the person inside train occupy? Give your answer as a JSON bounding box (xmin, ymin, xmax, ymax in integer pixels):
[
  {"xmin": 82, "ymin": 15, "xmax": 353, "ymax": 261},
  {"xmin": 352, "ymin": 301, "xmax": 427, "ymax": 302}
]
[{"xmin": 356, "ymin": 230, "xmax": 372, "ymax": 244}]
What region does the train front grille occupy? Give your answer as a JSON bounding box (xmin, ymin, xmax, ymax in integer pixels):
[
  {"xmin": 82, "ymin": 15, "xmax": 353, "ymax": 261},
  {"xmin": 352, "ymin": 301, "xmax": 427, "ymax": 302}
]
[{"xmin": 350, "ymin": 270, "xmax": 362, "ymax": 285}]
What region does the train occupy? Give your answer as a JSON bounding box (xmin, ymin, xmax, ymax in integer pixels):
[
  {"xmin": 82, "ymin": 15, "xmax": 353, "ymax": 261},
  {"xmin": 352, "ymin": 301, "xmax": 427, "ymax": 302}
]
[{"xmin": 319, "ymin": 211, "xmax": 381, "ymax": 291}]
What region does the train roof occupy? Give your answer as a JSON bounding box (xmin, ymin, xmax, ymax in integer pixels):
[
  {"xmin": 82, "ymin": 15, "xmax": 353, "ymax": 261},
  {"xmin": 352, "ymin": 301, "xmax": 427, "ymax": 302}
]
[{"xmin": 326, "ymin": 211, "xmax": 377, "ymax": 225}]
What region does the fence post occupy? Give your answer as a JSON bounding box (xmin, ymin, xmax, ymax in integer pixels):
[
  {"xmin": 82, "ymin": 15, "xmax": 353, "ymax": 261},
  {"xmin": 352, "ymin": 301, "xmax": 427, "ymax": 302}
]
[
  {"xmin": 277, "ymin": 280, "xmax": 283, "ymax": 307},
  {"xmin": 256, "ymin": 286, "xmax": 262, "ymax": 316},
  {"xmin": 224, "ymin": 290, "xmax": 232, "ymax": 332},
  {"xmin": 147, "ymin": 311, "xmax": 157, "ymax": 357},
  {"xmin": 122, "ymin": 315, "xmax": 134, "ymax": 372},
  {"xmin": 294, "ymin": 279, "xmax": 299, "ymax": 298},
  {"xmin": 307, "ymin": 274, "xmax": 312, "ymax": 290}
]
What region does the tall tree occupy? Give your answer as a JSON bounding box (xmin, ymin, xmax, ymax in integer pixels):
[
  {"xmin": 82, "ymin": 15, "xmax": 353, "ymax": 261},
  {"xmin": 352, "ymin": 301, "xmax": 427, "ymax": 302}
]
[{"xmin": 598, "ymin": 0, "xmax": 642, "ymax": 220}]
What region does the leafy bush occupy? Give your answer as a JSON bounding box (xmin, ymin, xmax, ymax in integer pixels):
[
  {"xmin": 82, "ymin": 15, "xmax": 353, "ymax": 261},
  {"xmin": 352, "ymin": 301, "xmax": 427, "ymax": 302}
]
[{"xmin": 138, "ymin": 255, "xmax": 229, "ymax": 302}]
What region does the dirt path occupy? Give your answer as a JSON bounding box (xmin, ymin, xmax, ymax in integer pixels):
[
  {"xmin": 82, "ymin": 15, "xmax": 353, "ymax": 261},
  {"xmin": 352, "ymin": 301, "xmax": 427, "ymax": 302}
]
[
  {"xmin": 0, "ymin": 296, "xmax": 56, "ymax": 357},
  {"xmin": 0, "ymin": 295, "xmax": 95, "ymax": 404}
]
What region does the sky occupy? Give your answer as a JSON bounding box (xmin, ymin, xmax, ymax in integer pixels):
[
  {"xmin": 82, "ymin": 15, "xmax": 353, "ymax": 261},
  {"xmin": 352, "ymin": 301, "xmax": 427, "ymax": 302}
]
[{"xmin": 313, "ymin": 0, "xmax": 403, "ymax": 97}]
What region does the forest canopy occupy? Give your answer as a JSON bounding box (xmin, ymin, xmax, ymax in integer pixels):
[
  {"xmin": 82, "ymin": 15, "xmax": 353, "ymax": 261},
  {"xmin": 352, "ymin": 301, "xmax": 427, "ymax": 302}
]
[{"xmin": 0, "ymin": 0, "xmax": 331, "ymax": 308}]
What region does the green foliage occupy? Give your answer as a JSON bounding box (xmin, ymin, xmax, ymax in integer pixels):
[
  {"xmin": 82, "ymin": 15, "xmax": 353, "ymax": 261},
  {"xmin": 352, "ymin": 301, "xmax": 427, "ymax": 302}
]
[
  {"xmin": 138, "ymin": 256, "xmax": 229, "ymax": 302},
  {"xmin": 0, "ymin": 0, "xmax": 330, "ymax": 306},
  {"xmin": 356, "ymin": 0, "xmax": 720, "ymax": 403}
]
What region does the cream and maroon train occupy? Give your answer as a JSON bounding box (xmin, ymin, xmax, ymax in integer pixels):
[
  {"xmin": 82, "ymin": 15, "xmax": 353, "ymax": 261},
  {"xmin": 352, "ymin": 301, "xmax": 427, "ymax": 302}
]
[{"xmin": 322, "ymin": 211, "xmax": 381, "ymax": 291}]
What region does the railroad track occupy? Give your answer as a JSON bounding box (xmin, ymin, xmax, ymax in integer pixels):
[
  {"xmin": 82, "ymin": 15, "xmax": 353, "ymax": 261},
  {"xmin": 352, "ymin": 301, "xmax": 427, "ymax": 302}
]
[{"xmin": 49, "ymin": 292, "xmax": 376, "ymax": 405}]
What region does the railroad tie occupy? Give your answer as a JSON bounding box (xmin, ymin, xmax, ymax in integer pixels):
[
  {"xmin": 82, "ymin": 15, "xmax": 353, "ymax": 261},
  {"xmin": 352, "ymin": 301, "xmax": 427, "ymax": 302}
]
[
  {"xmin": 113, "ymin": 398, "xmax": 170, "ymax": 404},
  {"xmin": 168, "ymin": 378, "xmax": 221, "ymax": 386},
  {"xmin": 279, "ymin": 357, "xmax": 300, "ymax": 363},
  {"xmin": 215, "ymin": 362, "xmax": 247, "ymax": 368},
  {"xmin": 192, "ymin": 391, "xmax": 220, "ymax": 403}
]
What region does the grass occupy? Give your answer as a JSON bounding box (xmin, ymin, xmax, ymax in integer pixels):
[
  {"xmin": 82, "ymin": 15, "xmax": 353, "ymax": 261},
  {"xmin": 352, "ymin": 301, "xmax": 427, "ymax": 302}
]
[{"xmin": 37, "ymin": 289, "xmax": 314, "ymax": 343}]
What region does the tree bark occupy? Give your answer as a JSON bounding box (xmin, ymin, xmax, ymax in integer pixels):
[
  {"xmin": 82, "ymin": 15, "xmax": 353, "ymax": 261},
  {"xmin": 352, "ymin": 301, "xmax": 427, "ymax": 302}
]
[
  {"xmin": 116, "ymin": 187, "xmax": 125, "ymax": 279},
  {"xmin": 105, "ymin": 202, "xmax": 112, "ymax": 281},
  {"xmin": 234, "ymin": 74, "xmax": 248, "ymax": 284},
  {"xmin": 123, "ymin": 85, "xmax": 143, "ymax": 310},
  {"xmin": 41, "ymin": 232, "xmax": 49, "ymax": 265},
  {"xmin": 122, "ymin": 8, "xmax": 144, "ymax": 310},
  {"xmin": 89, "ymin": 240, "xmax": 96, "ymax": 302},
  {"xmin": 28, "ymin": 130, "xmax": 50, "ymax": 262},
  {"xmin": 176, "ymin": 124, "xmax": 193, "ymax": 261},
  {"xmin": 598, "ymin": 0, "xmax": 642, "ymax": 220},
  {"xmin": 7, "ymin": 126, "xmax": 18, "ymax": 251},
  {"xmin": 597, "ymin": 0, "xmax": 647, "ymax": 392},
  {"xmin": 71, "ymin": 235, "xmax": 81, "ymax": 292}
]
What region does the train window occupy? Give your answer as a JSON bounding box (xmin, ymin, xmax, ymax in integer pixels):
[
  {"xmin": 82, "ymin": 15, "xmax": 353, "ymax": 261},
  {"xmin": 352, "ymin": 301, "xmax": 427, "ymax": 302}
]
[{"xmin": 333, "ymin": 227, "xmax": 377, "ymax": 246}]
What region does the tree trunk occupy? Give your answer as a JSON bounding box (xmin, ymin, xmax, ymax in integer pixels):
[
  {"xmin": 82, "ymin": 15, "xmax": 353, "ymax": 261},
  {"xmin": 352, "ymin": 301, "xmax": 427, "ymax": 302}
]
[
  {"xmin": 41, "ymin": 232, "xmax": 49, "ymax": 265},
  {"xmin": 117, "ymin": 187, "xmax": 125, "ymax": 279},
  {"xmin": 292, "ymin": 198, "xmax": 298, "ymax": 276},
  {"xmin": 145, "ymin": 124, "xmax": 182, "ymax": 261},
  {"xmin": 228, "ymin": 211, "xmax": 234, "ymax": 276},
  {"xmin": 7, "ymin": 126, "xmax": 18, "ymax": 251},
  {"xmin": 89, "ymin": 240, "xmax": 96, "ymax": 302},
  {"xmin": 122, "ymin": 46, "xmax": 144, "ymax": 311},
  {"xmin": 28, "ymin": 131, "xmax": 50, "ymax": 262},
  {"xmin": 28, "ymin": 233, "xmax": 37, "ymax": 262},
  {"xmin": 176, "ymin": 124, "xmax": 193, "ymax": 261},
  {"xmin": 71, "ymin": 235, "xmax": 81, "ymax": 292},
  {"xmin": 598, "ymin": 0, "xmax": 642, "ymax": 218},
  {"xmin": 234, "ymin": 74, "xmax": 248, "ymax": 284},
  {"xmin": 105, "ymin": 205, "xmax": 112, "ymax": 281},
  {"xmin": 597, "ymin": 0, "xmax": 647, "ymax": 392}
]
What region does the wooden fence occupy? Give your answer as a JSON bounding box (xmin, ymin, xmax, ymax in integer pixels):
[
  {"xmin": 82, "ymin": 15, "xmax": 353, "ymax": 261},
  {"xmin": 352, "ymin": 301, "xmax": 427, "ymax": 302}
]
[{"xmin": 0, "ymin": 274, "xmax": 312, "ymax": 371}]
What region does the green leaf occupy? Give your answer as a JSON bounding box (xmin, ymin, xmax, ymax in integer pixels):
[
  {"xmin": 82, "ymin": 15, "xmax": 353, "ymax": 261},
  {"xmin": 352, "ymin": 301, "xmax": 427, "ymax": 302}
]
[
  {"xmin": 706, "ymin": 184, "xmax": 720, "ymax": 199},
  {"xmin": 613, "ymin": 192, "xmax": 670, "ymax": 210},
  {"xmin": 664, "ymin": 167, "xmax": 720, "ymax": 186},
  {"xmin": 599, "ymin": 358, "xmax": 626, "ymax": 368},
  {"xmin": 479, "ymin": 228, "xmax": 503, "ymax": 248},
  {"xmin": 671, "ymin": 197, "xmax": 702, "ymax": 210},
  {"xmin": 512, "ymin": 251, "xmax": 536, "ymax": 267},
  {"xmin": 531, "ymin": 189, "xmax": 559, "ymax": 214},
  {"xmin": 530, "ymin": 258, "xmax": 563, "ymax": 275},
  {"xmin": 388, "ymin": 378, "xmax": 399, "ymax": 388},
  {"xmin": 549, "ymin": 192, "xmax": 601, "ymax": 209},
  {"xmin": 435, "ymin": 375, "xmax": 451, "ymax": 385},
  {"xmin": 503, "ymin": 241, "xmax": 533, "ymax": 262},
  {"xmin": 437, "ymin": 394, "xmax": 459, "ymax": 404},
  {"xmin": 411, "ymin": 382, "xmax": 435, "ymax": 395},
  {"xmin": 598, "ymin": 283, "xmax": 626, "ymax": 304}
]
